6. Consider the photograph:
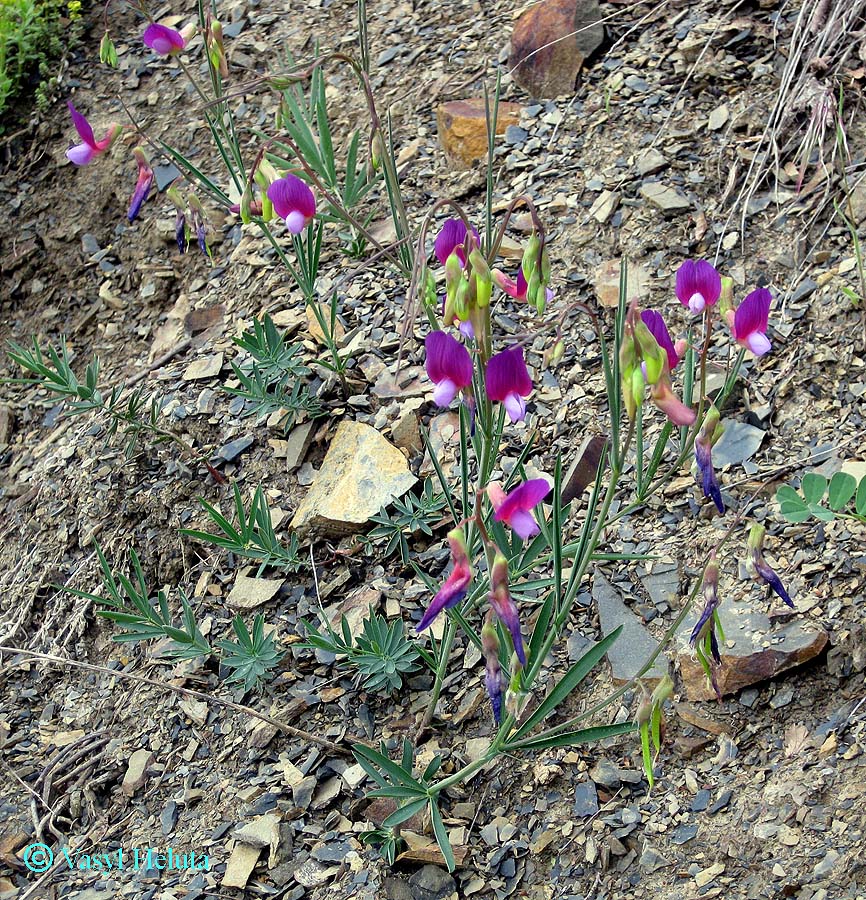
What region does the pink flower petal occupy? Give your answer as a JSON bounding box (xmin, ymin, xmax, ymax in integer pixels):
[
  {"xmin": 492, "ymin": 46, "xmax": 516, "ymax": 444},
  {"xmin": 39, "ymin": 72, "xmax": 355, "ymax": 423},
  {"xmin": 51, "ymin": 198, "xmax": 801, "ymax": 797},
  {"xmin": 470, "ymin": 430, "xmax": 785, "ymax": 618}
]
[
  {"xmin": 143, "ymin": 23, "xmax": 186, "ymax": 55},
  {"xmin": 506, "ymin": 509, "xmax": 540, "ymax": 540},
  {"xmin": 675, "ymin": 259, "xmax": 721, "ymax": 311},
  {"xmin": 494, "ymin": 478, "xmax": 551, "ymax": 526},
  {"xmin": 734, "ymin": 287, "xmax": 771, "ymax": 342},
  {"xmin": 641, "ymin": 309, "xmax": 678, "ymax": 371},
  {"xmin": 434, "ymin": 218, "xmax": 479, "ymax": 266}
]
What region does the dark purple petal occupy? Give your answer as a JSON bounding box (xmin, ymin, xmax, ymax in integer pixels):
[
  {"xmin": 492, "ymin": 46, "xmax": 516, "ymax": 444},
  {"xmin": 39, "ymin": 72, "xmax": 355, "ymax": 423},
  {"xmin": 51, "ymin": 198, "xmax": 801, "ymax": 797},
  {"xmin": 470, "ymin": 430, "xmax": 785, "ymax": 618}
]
[
  {"xmin": 67, "ymin": 101, "xmax": 96, "ymax": 148},
  {"xmin": 489, "ymin": 588, "xmax": 526, "ymax": 666},
  {"xmin": 695, "ymin": 440, "xmax": 724, "ymax": 514},
  {"xmin": 641, "ymin": 309, "xmax": 679, "ymax": 371},
  {"xmin": 754, "ymin": 559, "xmax": 793, "ymax": 608},
  {"xmin": 266, "ymin": 174, "xmax": 316, "ymax": 233},
  {"xmin": 734, "ymin": 288, "xmax": 771, "ymax": 342},
  {"xmin": 486, "ymin": 346, "xmax": 532, "ymax": 404},
  {"xmin": 143, "ymin": 23, "xmax": 185, "ymax": 55},
  {"xmin": 175, "ymin": 212, "xmax": 187, "ymax": 253},
  {"xmin": 495, "ymin": 478, "xmax": 551, "ymax": 527},
  {"xmin": 416, "ymin": 559, "xmax": 471, "ymax": 632},
  {"xmin": 425, "ymin": 331, "xmax": 473, "ymax": 394},
  {"xmin": 434, "ymin": 218, "xmax": 479, "ymax": 266},
  {"xmin": 676, "ymin": 259, "xmax": 721, "ymax": 313},
  {"xmin": 709, "ymin": 628, "xmax": 721, "ymax": 664},
  {"xmin": 689, "ymin": 601, "xmax": 714, "ymax": 646},
  {"xmin": 485, "ymin": 666, "xmax": 503, "ymax": 724}
]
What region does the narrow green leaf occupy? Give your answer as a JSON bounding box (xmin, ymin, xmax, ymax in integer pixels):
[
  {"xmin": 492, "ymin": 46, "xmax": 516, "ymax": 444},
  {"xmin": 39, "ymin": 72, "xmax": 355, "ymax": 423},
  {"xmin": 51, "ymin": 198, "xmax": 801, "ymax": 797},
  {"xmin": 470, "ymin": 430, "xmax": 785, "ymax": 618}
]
[
  {"xmin": 512, "ymin": 625, "xmax": 623, "ymax": 739},
  {"xmin": 640, "ymin": 721, "xmax": 654, "ymax": 789},
  {"xmin": 506, "ymin": 721, "xmax": 637, "ymax": 752},
  {"xmin": 429, "ymin": 798, "xmax": 456, "ymax": 873},
  {"xmin": 382, "ymin": 798, "xmax": 428, "ymax": 829},
  {"xmin": 352, "ymin": 745, "xmax": 424, "ymax": 790}
]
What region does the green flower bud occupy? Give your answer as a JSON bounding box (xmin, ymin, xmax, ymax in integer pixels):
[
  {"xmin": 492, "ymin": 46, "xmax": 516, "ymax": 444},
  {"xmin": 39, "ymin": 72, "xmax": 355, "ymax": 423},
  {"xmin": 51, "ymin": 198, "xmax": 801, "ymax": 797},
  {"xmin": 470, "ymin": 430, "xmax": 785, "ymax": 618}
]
[{"xmin": 99, "ymin": 32, "xmax": 118, "ymax": 68}]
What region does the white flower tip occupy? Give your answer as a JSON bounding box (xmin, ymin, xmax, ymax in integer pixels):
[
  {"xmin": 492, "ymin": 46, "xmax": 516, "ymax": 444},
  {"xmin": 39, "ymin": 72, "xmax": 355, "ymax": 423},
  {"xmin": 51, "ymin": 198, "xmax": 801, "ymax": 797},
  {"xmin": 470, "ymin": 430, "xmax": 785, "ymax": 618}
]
[{"xmin": 688, "ymin": 293, "xmax": 706, "ymax": 314}]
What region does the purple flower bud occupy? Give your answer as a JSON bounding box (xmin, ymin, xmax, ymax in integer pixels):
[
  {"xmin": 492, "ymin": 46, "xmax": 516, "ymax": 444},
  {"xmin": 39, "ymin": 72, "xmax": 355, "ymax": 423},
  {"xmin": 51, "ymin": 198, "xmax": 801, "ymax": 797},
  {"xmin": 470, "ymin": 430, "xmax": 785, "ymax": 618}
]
[
  {"xmin": 143, "ymin": 23, "xmax": 186, "ymax": 55},
  {"xmin": 416, "ymin": 529, "xmax": 472, "ymax": 632},
  {"xmin": 676, "ymin": 260, "xmax": 722, "ymax": 315},
  {"xmin": 127, "ymin": 148, "xmax": 154, "ymax": 222},
  {"xmin": 489, "ymin": 554, "xmax": 526, "ymax": 666},
  {"xmin": 266, "ymin": 174, "xmax": 316, "ymax": 234},
  {"xmin": 733, "ymin": 287, "xmax": 772, "ymax": 356},
  {"xmin": 425, "ymin": 331, "xmax": 473, "ymax": 407},
  {"xmin": 640, "ymin": 309, "xmax": 679, "ymax": 372},
  {"xmin": 434, "ymin": 218, "xmax": 479, "ymax": 267},
  {"xmin": 481, "ymin": 618, "xmax": 503, "ymax": 724},
  {"xmin": 690, "ymin": 557, "xmax": 720, "ymax": 661},
  {"xmin": 746, "ymin": 523, "xmax": 793, "ymax": 607},
  {"xmin": 695, "ymin": 405, "xmax": 724, "ymax": 514},
  {"xmin": 486, "ymin": 346, "xmax": 533, "ymax": 423},
  {"xmin": 175, "ymin": 211, "xmax": 187, "ymax": 253}
]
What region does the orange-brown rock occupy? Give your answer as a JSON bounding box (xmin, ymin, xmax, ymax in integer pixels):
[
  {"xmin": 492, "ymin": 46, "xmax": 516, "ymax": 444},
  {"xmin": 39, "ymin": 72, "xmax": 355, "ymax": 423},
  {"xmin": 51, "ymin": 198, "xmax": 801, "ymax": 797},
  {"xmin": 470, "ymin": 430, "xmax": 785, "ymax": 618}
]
[
  {"xmin": 509, "ymin": 0, "xmax": 605, "ymax": 99},
  {"xmin": 678, "ymin": 596, "xmax": 828, "ymax": 701},
  {"xmin": 436, "ymin": 98, "xmax": 522, "ymax": 168}
]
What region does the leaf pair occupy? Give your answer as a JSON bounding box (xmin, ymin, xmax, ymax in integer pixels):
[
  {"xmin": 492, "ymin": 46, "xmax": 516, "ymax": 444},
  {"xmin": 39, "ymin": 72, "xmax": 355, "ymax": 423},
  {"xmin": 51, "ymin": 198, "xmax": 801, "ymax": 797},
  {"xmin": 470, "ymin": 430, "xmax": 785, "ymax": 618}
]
[{"xmin": 777, "ymin": 470, "xmax": 866, "ymax": 523}]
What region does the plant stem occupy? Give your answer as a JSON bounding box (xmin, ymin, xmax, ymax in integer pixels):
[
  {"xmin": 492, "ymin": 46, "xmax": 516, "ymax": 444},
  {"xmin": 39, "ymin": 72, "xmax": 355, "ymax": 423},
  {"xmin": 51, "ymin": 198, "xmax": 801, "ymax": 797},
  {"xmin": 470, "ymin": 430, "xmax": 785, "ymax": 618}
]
[{"xmin": 419, "ymin": 618, "xmax": 457, "ymax": 731}]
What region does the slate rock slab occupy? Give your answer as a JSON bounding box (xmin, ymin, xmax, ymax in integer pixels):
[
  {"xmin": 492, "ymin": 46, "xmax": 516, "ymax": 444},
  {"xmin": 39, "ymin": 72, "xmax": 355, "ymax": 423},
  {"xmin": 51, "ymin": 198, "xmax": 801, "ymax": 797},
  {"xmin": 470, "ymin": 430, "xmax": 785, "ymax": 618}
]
[
  {"xmin": 510, "ymin": 0, "xmax": 605, "ymax": 99},
  {"xmin": 594, "ymin": 571, "xmax": 667, "ymax": 685},
  {"xmin": 291, "ymin": 421, "xmax": 416, "ymax": 536},
  {"xmin": 713, "ymin": 421, "xmax": 765, "ymax": 468},
  {"xmin": 677, "ymin": 595, "xmax": 828, "ymax": 700}
]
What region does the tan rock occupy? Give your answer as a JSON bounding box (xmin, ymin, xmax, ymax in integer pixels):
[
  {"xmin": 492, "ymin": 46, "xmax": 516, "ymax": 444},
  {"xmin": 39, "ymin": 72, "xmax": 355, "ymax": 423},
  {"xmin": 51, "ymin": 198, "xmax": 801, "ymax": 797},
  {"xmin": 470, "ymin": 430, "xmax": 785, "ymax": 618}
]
[
  {"xmin": 222, "ymin": 842, "xmax": 260, "ymax": 889},
  {"xmin": 227, "ymin": 571, "xmax": 284, "ymax": 611},
  {"xmin": 122, "ymin": 748, "xmax": 154, "ymax": 797},
  {"xmin": 290, "ymin": 422, "xmax": 416, "ymax": 536},
  {"xmin": 437, "ymin": 98, "xmax": 522, "ymax": 168},
  {"xmin": 594, "ymin": 259, "xmax": 650, "ymax": 308},
  {"xmin": 510, "ymin": 0, "xmax": 605, "ymax": 99},
  {"xmin": 306, "ymin": 303, "xmax": 345, "ymax": 346}
]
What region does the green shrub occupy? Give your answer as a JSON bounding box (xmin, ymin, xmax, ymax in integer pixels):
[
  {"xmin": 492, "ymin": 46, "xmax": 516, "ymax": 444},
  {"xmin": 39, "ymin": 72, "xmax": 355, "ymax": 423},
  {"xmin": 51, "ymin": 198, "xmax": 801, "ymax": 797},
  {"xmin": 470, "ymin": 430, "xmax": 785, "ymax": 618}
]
[{"xmin": 0, "ymin": 0, "xmax": 81, "ymax": 123}]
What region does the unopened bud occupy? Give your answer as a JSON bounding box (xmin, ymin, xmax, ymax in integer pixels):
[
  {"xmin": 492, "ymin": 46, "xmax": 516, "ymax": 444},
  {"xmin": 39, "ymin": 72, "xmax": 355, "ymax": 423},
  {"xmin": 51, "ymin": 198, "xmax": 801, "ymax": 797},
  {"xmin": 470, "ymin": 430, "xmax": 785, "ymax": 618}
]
[
  {"xmin": 100, "ymin": 32, "xmax": 118, "ymax": 67},
  {"xmin": 651, "ymin": 673, "xmax": 674, "ymax": 706},
  {"xmin": 371, "ymin": 132, "xmax": 385, "ymax": 171},
  {"xmin": 719, "ymin": 275, "xmax": 734, "ymax": 317}
]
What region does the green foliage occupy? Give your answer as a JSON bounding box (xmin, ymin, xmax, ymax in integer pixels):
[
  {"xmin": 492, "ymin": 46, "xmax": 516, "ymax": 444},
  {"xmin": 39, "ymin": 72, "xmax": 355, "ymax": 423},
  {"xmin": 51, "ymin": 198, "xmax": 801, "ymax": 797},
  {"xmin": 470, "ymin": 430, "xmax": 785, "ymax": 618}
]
[
  {"xmin": 300, "ymin": 608, "xmax": 420, "ymax": 692},
  {"xmin": 0, "ymin": 0, "xmax": 80, "ymax": 122},
  {"xmin": 7, "ymin": 337, "xmax": 173, "ymax": 459},
  {"xmin": 363, "ymin": 479, "xmax": 448, "ymax": 563},
  {"xmin": 232, "ymin": 314, "xmax": 309, "ymax": 381},
  {"xmin": 182, "ymin": 483, "xmax": 305, "ymax": 574},
  {"xmin": 270, "ymin": 47, "xmax": 375, "ymax": 219},
  {"xmin": 66, "ymin": 544, "xmax": 211, "ymax": 660},
  {"xmin": 224, "ymin": 314, "xmax": 322, "ymax": 432},
  {"xmin": 777, "ymin": 471, "xmax": 866, "ymax": 524},
  {"xmin": 217, "ymin": 614, "xmax": 284, "ymax": 693}
]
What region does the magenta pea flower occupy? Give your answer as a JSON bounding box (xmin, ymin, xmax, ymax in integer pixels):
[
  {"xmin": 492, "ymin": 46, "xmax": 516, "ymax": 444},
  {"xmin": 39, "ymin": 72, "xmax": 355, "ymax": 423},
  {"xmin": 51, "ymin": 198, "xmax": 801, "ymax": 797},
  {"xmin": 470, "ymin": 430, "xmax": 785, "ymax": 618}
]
[
  {"xmin": 416, "ymin": 528, "xmax": 472, "ymax": 633},
  {"xmin": 434, "ymin": 218, "xmax": 479, "ymax": 266},
  {"xmin": 732, "ymin": 287, "xmax": 772, "ymax": 356},
  {"xmin": 487, "ymin": 478, "xmax": 551, "ymax": 541},
  {"xmin": 266, "ymin": 174, "xmax": 316, "ymax": 234},
  {"xmin": 65, "ymin": 102, "xmax": 119, "ymax": 166},
  {"xmin": 486, "ymin": 346, "xmax": 533, "ymax": 423},
  {"xmin": 127, "ymin": 148, "xmax": 154, "ymax": 223},
  {"xmin": 676, "ymin": 260, "xmax": 722, "ymax": 315},
  {"xmin": 143, "ymin": 23, "xmax": 186, "ymax": 55},
  {"xmin": 640, "ymin": 309, "xmax": 679, "ymax": 372},
  {"xmin": 425, "ymin": 331, "xmax": 473, "ymax": 407}
]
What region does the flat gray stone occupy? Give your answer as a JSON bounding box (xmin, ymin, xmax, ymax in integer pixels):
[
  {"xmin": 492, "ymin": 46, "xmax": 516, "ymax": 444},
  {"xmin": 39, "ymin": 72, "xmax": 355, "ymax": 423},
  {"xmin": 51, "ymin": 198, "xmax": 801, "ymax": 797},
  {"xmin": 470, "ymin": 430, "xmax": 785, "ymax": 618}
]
[
  {"xmin": 283, "ymin": 421, "xmax": 316, "ymax": 472},
  {"xmin": 594, "ymin": 571, "xmax": 667, "ymax": 685},
  {"xmin": 637, "ymin": 149, "xmax": 668, "ymax": 176},
  {"xmin": 713, "ymin": 421, "xmax": 765, "ymax": 468},
  {"xmin": 227, "ymin": 572, "xmax": 284, "ymax": 611},
  {"xmin": 573, "ymin": 779, "xmax": 599, "ymax": 817},
  {"xmin": 639, "ymin": 182, "xmax": 691, "ymax": 213},
  {"xmin": 182, "ymin": 352, "xmax": 224, "ymax": 381}
]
